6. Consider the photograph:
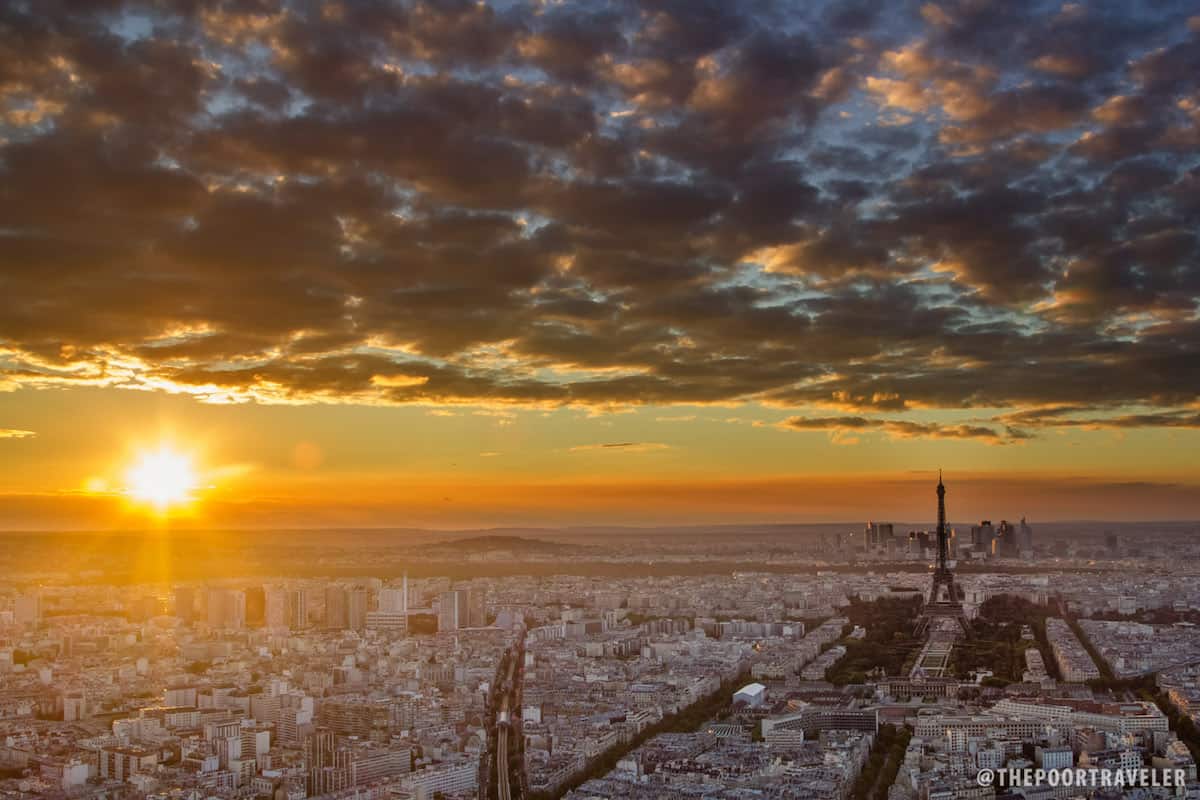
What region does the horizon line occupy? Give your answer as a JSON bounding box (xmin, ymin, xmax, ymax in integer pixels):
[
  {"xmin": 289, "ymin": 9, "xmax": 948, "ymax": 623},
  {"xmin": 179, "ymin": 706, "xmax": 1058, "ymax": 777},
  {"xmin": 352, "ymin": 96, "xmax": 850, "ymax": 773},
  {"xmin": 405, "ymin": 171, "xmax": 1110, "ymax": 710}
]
[{"xmin": 1, "ymin": 518, "xmax": 1197, "ymax": 535}]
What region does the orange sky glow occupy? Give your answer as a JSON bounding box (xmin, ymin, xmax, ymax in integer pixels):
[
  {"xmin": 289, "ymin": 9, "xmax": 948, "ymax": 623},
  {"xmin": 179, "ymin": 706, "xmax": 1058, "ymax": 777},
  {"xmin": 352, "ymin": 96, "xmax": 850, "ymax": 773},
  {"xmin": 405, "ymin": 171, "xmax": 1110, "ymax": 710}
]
[{"xmin": 2, "ymin": 2, "xmax": 1198, "ymax": 529}]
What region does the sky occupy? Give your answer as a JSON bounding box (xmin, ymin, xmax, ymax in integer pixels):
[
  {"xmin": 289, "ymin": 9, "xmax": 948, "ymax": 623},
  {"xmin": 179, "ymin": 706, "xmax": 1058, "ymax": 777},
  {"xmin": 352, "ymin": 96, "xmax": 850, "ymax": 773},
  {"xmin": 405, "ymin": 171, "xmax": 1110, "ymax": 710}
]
[{"xmin": 1, "ymin": 0, "xmax": 1198, "ymax": 529}]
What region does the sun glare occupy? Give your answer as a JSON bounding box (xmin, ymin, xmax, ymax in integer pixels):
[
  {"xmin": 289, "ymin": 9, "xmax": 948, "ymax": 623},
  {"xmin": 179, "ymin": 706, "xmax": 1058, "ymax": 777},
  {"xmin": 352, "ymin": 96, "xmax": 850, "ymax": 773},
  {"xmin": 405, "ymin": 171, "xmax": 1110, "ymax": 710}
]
[{"xmin": 126, "ymin": 447, "xmax": 198, "ymax": 510}]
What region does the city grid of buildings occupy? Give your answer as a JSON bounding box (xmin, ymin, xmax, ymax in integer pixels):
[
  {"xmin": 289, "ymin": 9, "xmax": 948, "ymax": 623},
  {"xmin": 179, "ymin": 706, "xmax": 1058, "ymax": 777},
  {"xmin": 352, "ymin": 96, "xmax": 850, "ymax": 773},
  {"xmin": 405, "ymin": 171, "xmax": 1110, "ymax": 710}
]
[{"xmin": 2, "ymin": 479, "xmax": 1200, "ymax": 799}]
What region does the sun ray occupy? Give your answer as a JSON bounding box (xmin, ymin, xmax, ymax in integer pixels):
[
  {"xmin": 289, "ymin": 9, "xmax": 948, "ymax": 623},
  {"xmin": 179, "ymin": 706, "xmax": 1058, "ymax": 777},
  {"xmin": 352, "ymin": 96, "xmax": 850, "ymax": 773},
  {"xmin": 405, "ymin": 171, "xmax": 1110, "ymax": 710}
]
[{"xmin": 125, "ymin": 446, "xmax": 198, "ymax": 511}]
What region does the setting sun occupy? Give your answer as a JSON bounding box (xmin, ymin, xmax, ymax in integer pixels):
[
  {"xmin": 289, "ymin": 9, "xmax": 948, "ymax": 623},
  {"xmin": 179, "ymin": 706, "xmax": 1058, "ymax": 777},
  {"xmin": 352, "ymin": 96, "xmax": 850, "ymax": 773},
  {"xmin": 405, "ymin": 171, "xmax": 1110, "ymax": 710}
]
[{"xmin": 125, "ymin": 447, "xmax": 198, "ymax": 511}]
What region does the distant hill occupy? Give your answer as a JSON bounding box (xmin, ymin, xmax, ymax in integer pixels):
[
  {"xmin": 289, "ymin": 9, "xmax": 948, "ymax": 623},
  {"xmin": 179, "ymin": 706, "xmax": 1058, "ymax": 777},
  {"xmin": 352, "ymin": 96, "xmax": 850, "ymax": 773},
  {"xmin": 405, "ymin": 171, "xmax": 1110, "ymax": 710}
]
[{"xmin": 428, "ymin": 534, "xmax": 585, "ymax": 554}]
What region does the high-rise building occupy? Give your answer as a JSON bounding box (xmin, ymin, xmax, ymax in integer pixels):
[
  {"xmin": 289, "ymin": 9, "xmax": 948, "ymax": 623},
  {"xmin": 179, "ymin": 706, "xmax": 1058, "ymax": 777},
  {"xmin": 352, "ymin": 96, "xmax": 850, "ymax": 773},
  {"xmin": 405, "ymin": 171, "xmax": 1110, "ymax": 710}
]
[
  {"xmin": 864, "ymin": 522, "xmax": 895, "ymax": 550},
  {"xmin": 379, "ymin": 588, "xmax": 406, "ymax": 613},
  {"xmin": 289, "ymin": 589, "xmax": 308, "ymax": 629},
  {"xmin": 468, "ymin": 589, "xmax": 486, "ymax": 628},
  {"xmin": 438, "ymin": 590, "xmax": 469, "ymax": 632},
  {"xmin": 971, "ymin": 521, "xmax": 995, "ymax": 553},
  {"xmin": 347, "ymin": 589, "xmax": 368, "ymax": 631},
  {"xmin": 207, "ymin": 589, "xmax": 246, "ymax": 630},
  {"xmin": 264, "ymin": 586, "xmax": 289, "ymax": 628},
  {"xmin": 245, "ymin": 586, "xmax": 265, "ymax": 626},
  {"xmin": 1018, "ymin": 517, "xmax": 1034, "ymax": 554},
  {"xmin": 995, "ymin": 520, "xmax": 1021, "ymax": 557},
  {"xmin": 325, "ymin": 586, "xmax": 348, "ymax": 629},
  {"xmin": 373, "ymin": 578, "xmax": 409, "ymax": 634}
]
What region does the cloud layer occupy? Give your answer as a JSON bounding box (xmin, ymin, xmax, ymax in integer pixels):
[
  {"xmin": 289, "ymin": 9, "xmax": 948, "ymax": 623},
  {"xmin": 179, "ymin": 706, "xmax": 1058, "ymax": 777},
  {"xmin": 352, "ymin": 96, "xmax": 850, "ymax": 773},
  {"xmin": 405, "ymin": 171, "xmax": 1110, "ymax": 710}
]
[{"xmin": 1, "ymin": 0, "xmax": 1198, "ymax": 435}]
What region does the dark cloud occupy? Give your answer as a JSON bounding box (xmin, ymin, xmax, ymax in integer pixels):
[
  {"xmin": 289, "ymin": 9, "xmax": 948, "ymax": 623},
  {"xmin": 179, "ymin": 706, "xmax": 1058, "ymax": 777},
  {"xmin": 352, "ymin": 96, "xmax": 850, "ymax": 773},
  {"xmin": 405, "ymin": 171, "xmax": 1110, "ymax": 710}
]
[
  {"xmin": 0, "ymin": 0, "xmax": 1197, "ymax": 426},
  {"xmin": 996, "ymin": 407, "xmax": 1200, "ymax": 430},
  {"xmin": 780, "ymin": 416, "xmax": 1025, "ymax": 444},
  {"xmin": 568, "ymin": 441, "xmax": 670, "ymax": 452}
]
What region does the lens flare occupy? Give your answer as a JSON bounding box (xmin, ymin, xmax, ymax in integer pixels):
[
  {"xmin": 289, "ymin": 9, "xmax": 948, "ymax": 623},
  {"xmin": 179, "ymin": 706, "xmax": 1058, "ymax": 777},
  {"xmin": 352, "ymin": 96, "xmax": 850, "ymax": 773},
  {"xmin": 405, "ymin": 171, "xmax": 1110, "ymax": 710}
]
[{"xmin": 126, "ymin": 447, "xmax": 197, "ymax": 510}]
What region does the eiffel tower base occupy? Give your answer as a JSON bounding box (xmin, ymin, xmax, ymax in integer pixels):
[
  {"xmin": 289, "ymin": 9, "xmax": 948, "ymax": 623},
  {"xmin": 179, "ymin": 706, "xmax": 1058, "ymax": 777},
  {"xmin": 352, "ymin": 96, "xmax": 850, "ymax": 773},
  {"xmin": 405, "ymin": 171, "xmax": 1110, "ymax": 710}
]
[{"xmin": 916, "ymin": 568, "xmax": 966, "ymax": 636}]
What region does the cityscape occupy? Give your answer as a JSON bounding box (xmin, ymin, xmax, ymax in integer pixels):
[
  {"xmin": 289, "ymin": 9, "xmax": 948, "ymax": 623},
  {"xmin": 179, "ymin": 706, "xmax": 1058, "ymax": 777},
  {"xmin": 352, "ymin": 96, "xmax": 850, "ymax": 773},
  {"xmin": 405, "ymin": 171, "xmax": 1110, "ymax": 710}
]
[
  {"xmin": 2, "ymin": 0, "xmax": 1200, "ymax": 799},
  {"xmin": 5, "ymin": 478, "xmax": 1200, "ymax": 799}
]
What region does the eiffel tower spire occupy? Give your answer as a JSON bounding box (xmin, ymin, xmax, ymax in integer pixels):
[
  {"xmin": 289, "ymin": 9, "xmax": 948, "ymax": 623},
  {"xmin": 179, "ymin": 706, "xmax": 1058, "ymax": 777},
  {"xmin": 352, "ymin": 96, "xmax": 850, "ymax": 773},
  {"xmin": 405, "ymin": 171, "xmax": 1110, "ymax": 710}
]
[{"xmin": 936, "ymin": 470, "xmax": 947, "ymax": 571}]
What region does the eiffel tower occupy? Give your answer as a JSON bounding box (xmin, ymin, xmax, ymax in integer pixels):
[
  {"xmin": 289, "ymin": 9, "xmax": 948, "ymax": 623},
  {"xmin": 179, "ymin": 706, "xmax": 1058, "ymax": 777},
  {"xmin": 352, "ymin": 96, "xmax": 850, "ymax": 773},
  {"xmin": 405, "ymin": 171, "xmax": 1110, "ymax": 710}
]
[{"xmin": 916, "ymin": 471, "xmax": 966, "ymax": 635}]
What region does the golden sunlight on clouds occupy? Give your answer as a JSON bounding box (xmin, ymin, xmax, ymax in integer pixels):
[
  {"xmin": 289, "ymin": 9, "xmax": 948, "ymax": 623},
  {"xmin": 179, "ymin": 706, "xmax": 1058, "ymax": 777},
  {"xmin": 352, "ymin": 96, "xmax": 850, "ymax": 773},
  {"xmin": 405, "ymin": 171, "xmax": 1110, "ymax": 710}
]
[
  {"xmin": 1, "ymin": 0, "xmax": 1198, "ymax": 532},
  {"xmin": 369, "ymin": 374, "xmax": 432, "ymax": 388}
]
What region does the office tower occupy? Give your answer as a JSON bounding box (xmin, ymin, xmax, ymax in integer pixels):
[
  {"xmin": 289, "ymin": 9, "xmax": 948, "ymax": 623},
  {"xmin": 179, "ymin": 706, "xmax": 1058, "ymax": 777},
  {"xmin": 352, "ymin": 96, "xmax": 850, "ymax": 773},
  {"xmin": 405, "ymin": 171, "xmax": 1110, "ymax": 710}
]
[
  {"xmin": 996, "ymin": 520, "xmax": 1019, "ymax": 557},
  {"xmin": 174, "ymin": 587, "xmax": 195, "ymax": 622},
  {"xmin": 468, "ymin": 589, "xmax": 486, "ymax": 628},
  {"xmin": 372, "ymin": 580, "xmax": 409, "ymax": 633},
  {"xmin": 438, "ymin": 590, "xmax": 469, "ymax": 631},
  {"xmin": 202, "ymin": 592, "xmax": 219, "ymax": 628},
  {"xmin": 289, "ymin": 588, "xmax": 308, "ymax": 629},
  {"xmin": 325, "ymin": 586, "xmax": 348, "ymax": 629},
  {"xmin": 971, "ymin": 520, "xmax": 995, "ymax": 553},
  {"xmin": 347, "ymin": 589, "xmax": 368, "ymax": 631},
  {"xmin": 229, "ymin": 589, "xmax": 248, "ymax": 629},
  {"xmin": 207, "ymin": 589, "xmax": 246, "ymax": 630},
  {"xmin": 379, "ymin": 586, "xmax": 406, "ymax": 613},
  {"xmin": 265, "ymin": 586, "xmax": 288, "ymax": 628},
  {"xmin": 379, "ymin": 573, "xmax": 412, "ymax": 619},
  {"xmin": 1018, "ymin": 517, "xmax": 1034, "ymax": 553},
  {"xmin": 245, "ymin": 586, "xmax": 265, "ymax": 626},
  {"xmin": 865, "ymin": 522, "xmax": 894, "ymax": 551}
]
